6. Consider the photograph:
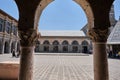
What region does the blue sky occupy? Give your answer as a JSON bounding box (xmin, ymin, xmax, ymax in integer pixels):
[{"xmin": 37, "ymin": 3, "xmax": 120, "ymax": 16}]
[{"xmin": 0, "ymin": 0, "xmax": 120, "ymax": 31}]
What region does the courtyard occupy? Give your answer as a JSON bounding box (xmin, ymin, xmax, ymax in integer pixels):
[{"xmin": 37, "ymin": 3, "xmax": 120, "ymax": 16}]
[{"xmin": 0, "ymin": 53, "xmax": 120, "ymax": 80}]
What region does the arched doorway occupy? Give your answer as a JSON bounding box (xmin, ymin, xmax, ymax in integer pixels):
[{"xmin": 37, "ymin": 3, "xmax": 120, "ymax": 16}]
[
  {"xmin": 53, "ymin": 40, "xmax": 59, "ymax": 52},
  {"xmin": 81, "ymin": 40, "xmax": 89, "ymax": 53},
  {"xmin": 43, "ymin": 40, "xmax": 50, "ymax": 52},
  {"xmin": 62, "ymin": 40, "xmax": 69, "ymax": 53},
  {"xmin": 72, "ymin": 40, "xmax": 79, "ymax": 52},
  {"xmin": 4, "ymin": 41, "xmax": 9, "ymax": 53},
  {"xmin": 35, "ymin": 41, "xmax": 40, "ymax": 52}
]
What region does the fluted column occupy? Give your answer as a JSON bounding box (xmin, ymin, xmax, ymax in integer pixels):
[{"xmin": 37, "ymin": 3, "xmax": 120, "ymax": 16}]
[
  {"xmin": 18, "ymin": 29, "xmax": 38, "ymax": 80},
  {"xmin": 88, "ymin": 28, "xmax": 109, "ymax": 80}
]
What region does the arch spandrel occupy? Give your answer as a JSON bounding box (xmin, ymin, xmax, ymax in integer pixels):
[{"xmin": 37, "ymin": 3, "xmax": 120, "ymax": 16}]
[
  {"xmin": 14, "ymin": 0, "xmax": 43, "ymax": 30},
  {"xmin": 73, "ymin": 0, "xmax": 94, "ymax": 29},
  {"xmin": 34, "ymin": 0, "xmax": 54, "ymax": 30},
  {"xmin": 87, "ymin": 0, "xmax": 114, "ymax": 29}
]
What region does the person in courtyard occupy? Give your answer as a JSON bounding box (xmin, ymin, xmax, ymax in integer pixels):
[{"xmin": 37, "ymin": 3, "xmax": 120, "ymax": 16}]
[
  {"xmin": 12, "ymin": 49, "xmax": 16, "ymax": 57},
  {"xmin": 16, "ymin": 50, "xmax": 21, "ymax": 58},
  {"xmin": 108, "ymin": 50, "xmax": 113, "ymax": 57}
]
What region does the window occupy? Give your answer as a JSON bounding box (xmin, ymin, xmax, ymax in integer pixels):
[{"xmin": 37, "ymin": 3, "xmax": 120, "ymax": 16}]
[
  {"xmin": 0, "ymin": 18, "xmax": 4, "ymax": 32},
  {"xmin": 6, "ymin": 22, "xmax": 11, "ymax": 34}
]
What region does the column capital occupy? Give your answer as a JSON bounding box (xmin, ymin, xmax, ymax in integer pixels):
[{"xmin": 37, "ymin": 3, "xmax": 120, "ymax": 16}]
[
  {"xmin": 88, "ymin": 28, "xmax": 108, "ymax": 42},
  {"xmin": 19, "ymin": 29, "xmax": 39, "ymax": 47}
]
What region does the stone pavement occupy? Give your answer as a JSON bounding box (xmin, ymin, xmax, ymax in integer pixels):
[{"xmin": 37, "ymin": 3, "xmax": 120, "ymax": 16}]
[{"xmin": 0, "ymin": 53, "xmax": 120, "ymax": 80}]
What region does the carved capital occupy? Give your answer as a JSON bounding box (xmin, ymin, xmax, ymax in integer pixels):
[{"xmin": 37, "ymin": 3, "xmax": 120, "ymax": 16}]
[
  {"xmin": 19, "ymin": 29, "xmax": 39, "ymax": 47},
  {"xmin": 88, "ymin": 28, "xmax": 108, "ymax": 42}
]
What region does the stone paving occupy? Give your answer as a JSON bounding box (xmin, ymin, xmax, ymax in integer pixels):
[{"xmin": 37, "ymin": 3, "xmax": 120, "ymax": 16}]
[{"xmin": 0, "ymin": 53, "xmax": 120, "ymax": 80}]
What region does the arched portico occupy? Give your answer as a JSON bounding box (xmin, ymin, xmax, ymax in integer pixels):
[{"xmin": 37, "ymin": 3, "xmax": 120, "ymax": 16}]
[
  {"xmin": 15, "ymin": 0, "xmax": 114, "ymax": 80},
  {"xmin": 81, "ymin": 40, "xmax": 89, "ymax": 53},
  {"xmin": 43, "ymin": 40, "xmax": 50, "ymax": 52},
  {"xmin": 71, "ymin": 40, "xmax": 79, "ymax": 52},
  {"xmin": 62, "ymin": 40, "xmax": 69, "ymax": 52},
  {"xmin": 53, "ymin": 40, "xmax": 59, "ymax": 52}
]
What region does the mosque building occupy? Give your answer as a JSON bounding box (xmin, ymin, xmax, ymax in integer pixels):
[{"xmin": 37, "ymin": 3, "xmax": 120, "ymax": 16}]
[{"xmin": 0, "ymin": 4, "xmax": 119, "ymax": 54}]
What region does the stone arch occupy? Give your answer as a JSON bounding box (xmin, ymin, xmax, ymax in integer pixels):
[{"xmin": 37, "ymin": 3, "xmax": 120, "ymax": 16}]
[
  {"xmin": 53, "ymin": 40, "xmax": 59, "ymax": 52},
  {"xmin": 4, "ymin": 41, "xmax": 9, "ymax": 53},
  {"xmin": 81, "ymin": 40, "xmax": 89, "ymax": 53},
  {"xmin": 71, "ymin": 40, "xmax": 79, "ymax": 52},
  {"xmin": 73, "ymin": 0, "xmax": 94, "ymax": 29},
  {"xmin": 43, "ymin": 40, "xmax": 50, "ymax": 52},
  {"xmin": 72, "ymin": 40, "xmax": 79, "ymax": 45},
  {"xmin": 14, "ymin": 0, "xmax": 114, "ymax": 80}
]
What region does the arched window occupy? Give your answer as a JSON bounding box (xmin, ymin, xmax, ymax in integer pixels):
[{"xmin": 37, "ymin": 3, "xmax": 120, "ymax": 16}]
[
  {"xmin": 62, "ymin": 40, "xmax": 69, "ymax": 45},
  {"xmin": 43, "ymin": 40, "xmax": 50, "ymax": 45},
  {"xmin": 81, "ymin": 40, "xmax": 88, "ymax": 45},
  {"xmin": 0, "ymin": 18, "xmax": 4, "ymax": 32},
  {"xmin": 53, "ymin": 40, "xmax": 59, "ymax": 45},
  {"xmin": 12, "ymin": 25, "xmax": 17, "ymax": 35},
  {"xmin": 72, "ymin": 41, "xmax": 79, "ymax": 45},
  {"xmin": 6, "ymin": 21, "xmax": 11, "ymax": 34}
]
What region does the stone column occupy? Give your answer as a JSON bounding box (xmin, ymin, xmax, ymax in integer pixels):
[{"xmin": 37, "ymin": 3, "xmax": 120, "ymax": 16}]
[
  {"xmin": 8, "ymin": 40, "xmax": 12, "ymax": 53},
  {"xmin": 0, "ymin": 38, "xmax": 5, "ymax": 54},
  {"xmin": 88, "ymin": 28, "xmax": 109, "ymax": 80},
  {"xmin": 59, "ymin": 45, "xmax": 62, "ymax": 53},
  {"xmin": 18, "ymin": 29, "xmax": 38, "ymax": 80}
]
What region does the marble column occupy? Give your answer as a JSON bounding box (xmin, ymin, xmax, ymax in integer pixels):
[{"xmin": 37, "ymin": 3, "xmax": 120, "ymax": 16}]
[
  {"xmin": 18, "ymin": 29, "xmax": 38, "ymax": 80},
  {"xmin": 88, "ymin": 28, "xmax": 109, "ymax": 80}
]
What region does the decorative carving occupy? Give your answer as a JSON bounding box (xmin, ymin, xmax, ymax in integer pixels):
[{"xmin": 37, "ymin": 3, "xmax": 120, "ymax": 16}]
[
  {"xmin": 18, "ymin": 29, "xmax": 39, "ymax": 47},
  {"xmin": 88, "ymin": 28, "xmax": 108, "ymax": 42}
]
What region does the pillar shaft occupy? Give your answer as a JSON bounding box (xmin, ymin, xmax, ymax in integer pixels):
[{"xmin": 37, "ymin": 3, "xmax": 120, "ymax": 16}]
[
  {"xmin": 18, "ymin": 30, "xmax": 38, "ymax": 80},
  {"xmin": 19, "ymin": 47, "xmax": 34, "ymax": 80},
  {"xmin": 88, "ymin": 28, "xmax": 109, "ymax": 80},
  {"xmin": 93, "ymin": 42, "xmax": 109, "ymax": 80}
]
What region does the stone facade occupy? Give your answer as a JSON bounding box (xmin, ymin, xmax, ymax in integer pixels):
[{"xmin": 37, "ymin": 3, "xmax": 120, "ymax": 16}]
[
  {"xmin": 0, "ymin": 9, "xmax": 92, "ymax": 54},
  {"xmin": 0, "ymin": 9, "xmax": 20, "ymax": 54},
  {"xmin": 35, "ymin": 31, "xmax": 92, "ymax": 53}
]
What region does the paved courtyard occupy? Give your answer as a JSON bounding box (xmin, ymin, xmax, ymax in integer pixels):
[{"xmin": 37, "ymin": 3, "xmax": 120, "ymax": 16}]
[{"xmin": 0, "ymin": 53, "xmax": 120, "ymax": 80}]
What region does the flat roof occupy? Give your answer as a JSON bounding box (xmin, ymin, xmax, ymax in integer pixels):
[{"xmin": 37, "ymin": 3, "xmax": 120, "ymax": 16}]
[{"xmin": 40, "ymin": 30, "xmax": 86, "ymax": 37}]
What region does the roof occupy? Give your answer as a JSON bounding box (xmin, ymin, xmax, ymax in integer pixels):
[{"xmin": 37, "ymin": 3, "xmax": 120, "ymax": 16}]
[
  {"xmin": 40, "ymin": 30, "xmax": 86, "ymax": 37},
  {"xmin": 107, "ymin": 20, "xmax": 120, "ymax": 44},
  {"xmin": 0, "ymin": 9, "xmax": 18, "ymax": 22}
]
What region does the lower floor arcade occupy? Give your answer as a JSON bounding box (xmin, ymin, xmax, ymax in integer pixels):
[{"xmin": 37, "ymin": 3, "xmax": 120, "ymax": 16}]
[{"xmin": 0, "ymin": 38, "xmax": 20, "ymax": 54}]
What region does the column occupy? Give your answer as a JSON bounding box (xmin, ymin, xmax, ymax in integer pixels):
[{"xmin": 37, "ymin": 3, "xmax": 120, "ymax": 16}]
[
  {"xmin": 88, "ymin": 28, "xmax": 109, "ymax": 80},
  {"xmin": 0, "ymin": 38, "xmax": 5, "ymax": 54},
  {"xmin": 59, "ymin": 45, "xmax": 62, "ymax": 53},
  {"xmin": 8, "ymin": 40, "xmax": 12, "ymax": 53},
  {"xmin": 18, "ymin": 29, "xmax": 38, "ymax": 80},
  {"xmin": 49, "ymin": 45, "xmax": 53, "ymax": 52}
]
